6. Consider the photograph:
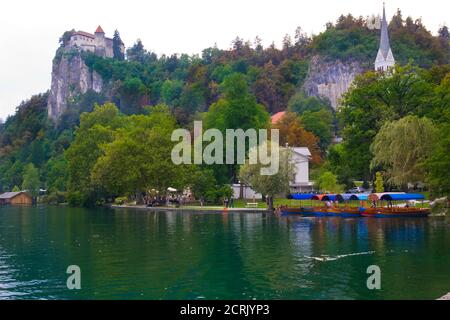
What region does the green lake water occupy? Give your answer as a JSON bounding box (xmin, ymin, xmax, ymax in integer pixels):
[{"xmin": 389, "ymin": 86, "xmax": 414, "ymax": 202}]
[{"xmin": 0, "ymin": 205, "xmax": 448, "ymax": 300}]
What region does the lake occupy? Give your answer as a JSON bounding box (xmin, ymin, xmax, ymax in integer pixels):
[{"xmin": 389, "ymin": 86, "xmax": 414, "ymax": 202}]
[{"xmin": 0, "ymin": 205, "xmax": 448, "ymax": 300}]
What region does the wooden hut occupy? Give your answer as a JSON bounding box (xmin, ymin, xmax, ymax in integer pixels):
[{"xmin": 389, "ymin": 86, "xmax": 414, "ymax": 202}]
[{"xmin": 0, "ymin": 191, "xmax": 33, "ymax": 205}]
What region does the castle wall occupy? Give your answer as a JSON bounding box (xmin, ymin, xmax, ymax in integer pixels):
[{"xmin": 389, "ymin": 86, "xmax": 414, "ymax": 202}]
[{"xmin": 69, "ymin": 31, "xmax": 117, "ymax": 58}]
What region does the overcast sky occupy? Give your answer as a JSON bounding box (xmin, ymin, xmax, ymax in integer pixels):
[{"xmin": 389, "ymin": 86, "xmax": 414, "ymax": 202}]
[{"xmin": 0, "ymin": 0, "xmax": 448, "ymax": 120}]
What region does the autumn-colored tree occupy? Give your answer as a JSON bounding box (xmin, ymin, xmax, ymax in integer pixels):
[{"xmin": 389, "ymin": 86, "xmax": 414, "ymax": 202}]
[
  {"xmin": 272, "ymin": 112, "xmax": 322, "ymax": 165},
  {"xmin": 252, "ymin": 61, "xmax": 291, "ymax": 113}
]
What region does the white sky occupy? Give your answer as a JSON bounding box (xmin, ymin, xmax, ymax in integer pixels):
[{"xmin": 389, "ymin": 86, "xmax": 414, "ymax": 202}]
[{"xmin": 0, "ymin": 0, "xmax": 448, "ymax": 120}]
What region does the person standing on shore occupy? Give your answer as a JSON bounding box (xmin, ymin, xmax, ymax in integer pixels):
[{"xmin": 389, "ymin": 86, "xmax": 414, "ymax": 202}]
[{"xmin": 200, "ymin": 196, "xmax": 204, "ymax": 207}]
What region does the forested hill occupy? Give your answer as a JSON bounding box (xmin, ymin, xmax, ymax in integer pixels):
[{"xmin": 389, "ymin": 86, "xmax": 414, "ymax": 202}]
[{"xmin": 0, "ymin": 11, "xmax": 449, "ymax": 198}]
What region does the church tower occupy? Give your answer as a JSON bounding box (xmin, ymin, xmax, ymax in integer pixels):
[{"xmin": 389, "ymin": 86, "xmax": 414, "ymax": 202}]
[{"xmin": 375, "ymin": 3, "xmax": 395, "ymax": 71}]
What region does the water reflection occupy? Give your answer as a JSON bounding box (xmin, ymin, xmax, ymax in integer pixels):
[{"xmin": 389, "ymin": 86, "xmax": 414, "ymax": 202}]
[{"xmin": 0, "ymin": 206, "xmax": 448, "ymax": 300}]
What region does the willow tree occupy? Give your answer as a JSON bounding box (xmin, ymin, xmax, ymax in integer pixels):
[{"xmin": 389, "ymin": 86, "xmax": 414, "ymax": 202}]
[{"xmin": 370, "ymin": 115, "xmax": 437, "ymax": 188}]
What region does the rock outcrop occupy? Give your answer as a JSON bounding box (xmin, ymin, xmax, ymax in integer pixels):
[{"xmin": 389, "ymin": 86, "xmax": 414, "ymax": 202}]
[
  {"xmin": 47, "ymin": 48, "xmax": 104, "ymax": 121},
  {"xmin": 302, "ymin": 56, "xmax": 364, "ymax": 109}
]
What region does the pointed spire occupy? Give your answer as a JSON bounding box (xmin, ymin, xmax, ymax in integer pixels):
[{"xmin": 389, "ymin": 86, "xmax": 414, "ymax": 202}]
[
  {"xmin": 379, "ymin": 2, "xmax": 391, "ymax": 59},
  {"xmin": 374, "ymin": 3, "xmax": 395, "ymax": 71},
  {"xmin": 95, "ymin": 25, "xmax": 105, "ymax": 34}
]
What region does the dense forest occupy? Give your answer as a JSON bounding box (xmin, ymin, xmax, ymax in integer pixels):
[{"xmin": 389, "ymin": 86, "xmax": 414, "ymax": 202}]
[{"xmin": 0, "ymin": 11, "xmax": 449, "ymax": 205}]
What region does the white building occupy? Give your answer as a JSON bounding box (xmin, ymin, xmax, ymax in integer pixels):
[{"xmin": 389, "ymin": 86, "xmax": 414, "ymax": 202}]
[
  {"xmin": 232, "ymin": 146, "xmax": 313, "ymax": 200},
  {"xmin": 374, "ymin": 4, "xmax": 395, "ymax": 71},
  {"xmin": 289, "ymin": 147, "xmax": 314, "ymax": 192},
  {"xmin": 68, "ymin": 26, "xmax": 123, "ymax": 58}
]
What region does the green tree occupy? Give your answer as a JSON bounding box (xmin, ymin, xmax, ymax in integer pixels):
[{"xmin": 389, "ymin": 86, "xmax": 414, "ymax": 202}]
[
  {"xmin": 46, "ymin": 155, "xmax": 68, "ymax": 191},
  {"xmin": 189, "ymin": 168, "xmax": 217, "ymax": 200},
  {"xmin": 371, "ymin": 116, "xmax": 438, "ymax": 188},
  {"xmin": 337, "ymin": 65, "xmax": 440, "ymax": 184},
  {"xmin": 425, "ymin": 124, "xmax": 450, "ymax": 197},
  {"xmin": 315, "ymin": 171, "xmax": 343, "ymax": 193},
  {"xmin": 65, "ymin": 103, "xmax": 124, "ymax": 206},
  {"xmin": 374, "ymin": 172, "xmax": 384, "ymax": 193},
  {"xmin": 12, "ymin": 185, "xmax": 20, "ymax": 192},
  {"xmin": 160, "ymin": 79, "xmax": 184, "ymax": 106},
  {"xmin": 91, "ymin": 105, "xmax": 185, "ymax": 200},
  {"xmin": 239, "ymin": 144, "xmax": 295, "ymax": 211},
  {"xmin": 59, "ymin": 29, "xmax": 75, "ymax": 47},
  {"xmin": 205, "ymin": 73, "xmax": 269, "ymax": 131},
  {"xmin": 22, "ymin": 163, "xmax": 40, "ymax": 198},
  {"xmin": 300, "ymin": 109, "xmax": 334, "ymax": 149},
  {"xmin": 112, "ymin": 30, "xmax": 125, "ymax": 61},
  {"xmin": 204, "ymin": 73, "xmax": 270, "ymax": 183},
  {"xmin": 126, "ymin": 39, "xmax": 147, "ymax": 63},
  {"xmin": 288, "ymin": 92, "xmax": 329, "ymax": 115}
]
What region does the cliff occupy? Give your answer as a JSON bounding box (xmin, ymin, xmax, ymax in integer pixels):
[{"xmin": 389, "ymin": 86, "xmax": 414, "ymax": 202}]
[
  {"xmin": 47, "ymin": 48, "xmax": 104, "ymax": 121},
  {"xmin": 302, "ymin": 56, "xmax": 365, "ymax": 109}
]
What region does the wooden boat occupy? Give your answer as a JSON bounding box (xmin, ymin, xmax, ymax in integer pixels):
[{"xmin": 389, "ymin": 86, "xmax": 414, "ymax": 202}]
[
  {"xmin": 361, "ymin": 207, "xmax": 430, "ymax": 218},
  {"xmin": 311, "ymin": 207, "xmax": 339, "ymax": 216},
  {"xmin": 280, "ymin": 206, "xmax": 338, "ymax": 217},
  {"xmin": 280, "ymin": 206, "xmax": 315, "ymax": 216},
  {"xmin": 337, "ymin": 207, "xmax": 362, "ymax": 217},
  {"xmin": 362, "ymin": 193, "xmax": 430, "ymax": 217},
  {"xmin": 281, "ymin": 193, "xmax": 430, "ymax": 218}
]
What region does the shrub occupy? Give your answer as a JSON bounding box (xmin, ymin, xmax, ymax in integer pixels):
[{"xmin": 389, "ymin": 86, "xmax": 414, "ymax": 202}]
[
  {"xmin": 114, "ymin": 196, "xmax": 128, "ymax": 205},
  {"xmin": 40, "ymin": 191, "xmax": 67, "ymax": 205},
  {"xmin": 67, "ymin": 191, "xmax": 85, "ymax": 207},
  {"xmin": 205, "ymin": 185, "xmax": 233, "ymax": 204}
]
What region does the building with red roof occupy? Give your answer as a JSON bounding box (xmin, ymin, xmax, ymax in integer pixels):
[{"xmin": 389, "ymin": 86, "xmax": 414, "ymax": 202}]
[
  {"xmin": 271, "ymin": 111, "xmax": 286, "ymax": 124},
  {"xmin": 68, "ymin": 26, "xmax": 123, "ymax": 58}
]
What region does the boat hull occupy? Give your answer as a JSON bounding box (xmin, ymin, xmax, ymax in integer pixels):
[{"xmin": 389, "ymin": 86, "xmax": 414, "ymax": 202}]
[
  {"xmin": 281, "ymin": 207, "xmax": 361, "ymax": 217},
  {"xmin": 361, "ymin": 207, "xmax": 430, "ymax": 218},
  {"xmin": 281, "ymin": 206, "xmax": 429, "ymax": 218}
]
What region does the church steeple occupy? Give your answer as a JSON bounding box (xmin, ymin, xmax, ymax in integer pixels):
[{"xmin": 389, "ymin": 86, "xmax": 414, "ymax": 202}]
[{"xmin": 375, "ymin": 3, "xmax": 395, "ymax": 71}]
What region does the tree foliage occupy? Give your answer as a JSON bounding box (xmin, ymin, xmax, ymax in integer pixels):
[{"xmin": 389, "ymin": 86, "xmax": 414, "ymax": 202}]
[
  {"xmin": 315, "ymin": 171, "xmax": 343, "ymax": 193},
  {"xmin": 91, "ymin": 105, "xmax": 186, "ymax": 197},
  {"xmin": 374, "ymin": 172, "xmax": 384, "ymax": 193},
  {"xmin": 272, "ymin": 112, "xmax": 322, "ymax": 164},
  {"xmin": 22, "ymin": 163, "xmax": 40, "ymax": 198},
  {"xmin": 239, "ymin": 145, "xmax": 295, "ymax": 210},
  {"xmin": 370, "ymin": 116, "xmax": 438, "ymax": 187},
  {"xmin": 335, "ymin": 64, "xmax": 449, "ymax": 186}
]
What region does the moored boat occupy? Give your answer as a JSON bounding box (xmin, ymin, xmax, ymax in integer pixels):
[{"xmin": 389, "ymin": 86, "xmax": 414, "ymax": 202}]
[
  {"xmin": 337, "ymin": 207, "xmax": 362, "ymax": 217},
  {"xmin": 361, "ymin": 193, "xmax": 430, "ymax": 218},
  {"xmin": 280, "ymin": 206, "xmax": 315, "ymax": 215},
  {"xmin": 283, "ymin": 193, "xmax": 430, "ymax": 218},
  {"xmin": 361, "ymin": 207, "xmax": 430, "ymax": 218}
]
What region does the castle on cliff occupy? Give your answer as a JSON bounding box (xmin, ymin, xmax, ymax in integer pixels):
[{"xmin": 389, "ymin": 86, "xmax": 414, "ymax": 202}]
[{"xmin": 68, "ymin": 26, "xmax": 124, "ymax": 58}]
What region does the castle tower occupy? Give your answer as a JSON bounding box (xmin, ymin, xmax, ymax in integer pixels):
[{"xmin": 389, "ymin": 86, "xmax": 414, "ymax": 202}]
[
  {"xmin": 94, "ymin": 25, "xmax": 106, "ymax": 57},
  {"xmin": 374, "ymin": 3, "xmax": 395, "ymax": 71},
  {"xmin": 94, "ymin": 25, "xmax": 105, "ymax": 37}
]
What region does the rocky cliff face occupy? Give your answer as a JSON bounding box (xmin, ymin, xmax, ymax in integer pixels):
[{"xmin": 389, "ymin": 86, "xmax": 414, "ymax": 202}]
[
  {"xmin": 302, "ymin": 56, "xmax": 365, "ymax": 109},
  {"xmin": 47, "ymin": 48, "xmax": 104, "ymax": 121}
]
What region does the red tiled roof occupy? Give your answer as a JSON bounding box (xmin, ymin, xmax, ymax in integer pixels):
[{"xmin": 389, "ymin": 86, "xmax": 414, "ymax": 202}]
[
  {"xmin": 271, "ymin": 111, "xmax": 286, "ymax": 124},
  {"xmin": 95, "ymin": 25, "xmax": 105, "ymax": 33}
]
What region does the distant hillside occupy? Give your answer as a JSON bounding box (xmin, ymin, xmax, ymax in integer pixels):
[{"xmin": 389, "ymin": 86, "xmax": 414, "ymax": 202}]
[{"xmin": 0, "ymin": 12, "xmax": 448, "ymax": 193}]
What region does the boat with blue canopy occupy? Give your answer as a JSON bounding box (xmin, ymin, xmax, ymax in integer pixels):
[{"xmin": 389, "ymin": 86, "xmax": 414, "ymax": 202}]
[
  {"xmin": 281, "ymin": 192, "xmax": 430, "ymax": 218},
  {"xmin": 361, "ymin": 193, "xmax": 429, "ymax": 217}
]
